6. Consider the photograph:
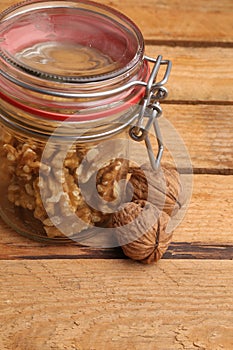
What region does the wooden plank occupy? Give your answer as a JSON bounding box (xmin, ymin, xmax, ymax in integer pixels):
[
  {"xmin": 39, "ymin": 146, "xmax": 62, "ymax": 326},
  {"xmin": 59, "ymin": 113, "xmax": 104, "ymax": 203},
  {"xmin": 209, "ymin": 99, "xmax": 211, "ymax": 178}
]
[
  {"xmin": 1, "ymin": 0, "xmax": 233, "ymax": 44},
  {"xmin": 0, "ymin": 259, "xmax": 232, "ymax": 350},
  {"xmin": 175, "ymin": 175, "xmax": 233, "ymax": 244},
  {"xmin": 161, "ymin": 104, "xmax": 233, "ymax": 173},
  {"xmin": 100, "ymin": 0, "xmax": 233, "ymax": 44},
  {"xmin": 0, "ymin": 175, "xmax": 232, "ymax": 260},
  {"xmin": 146, "ymin": 46, "xmax": 233, "ymax": 102}
]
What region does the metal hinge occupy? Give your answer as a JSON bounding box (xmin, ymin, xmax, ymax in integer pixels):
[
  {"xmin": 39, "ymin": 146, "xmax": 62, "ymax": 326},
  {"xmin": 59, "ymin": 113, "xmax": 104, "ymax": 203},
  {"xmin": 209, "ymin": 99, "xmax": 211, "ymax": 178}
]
[{"xmin": 129, "ymin": 55, "xmax": 172, "ymax": 170}]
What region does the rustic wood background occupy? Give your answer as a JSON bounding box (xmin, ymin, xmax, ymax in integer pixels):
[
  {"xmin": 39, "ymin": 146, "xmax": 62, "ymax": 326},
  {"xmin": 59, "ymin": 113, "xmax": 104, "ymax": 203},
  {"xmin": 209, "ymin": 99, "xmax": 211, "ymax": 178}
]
[{"xmin": 0, "ymin": 0, "xmax": 232, "ymax": 349}]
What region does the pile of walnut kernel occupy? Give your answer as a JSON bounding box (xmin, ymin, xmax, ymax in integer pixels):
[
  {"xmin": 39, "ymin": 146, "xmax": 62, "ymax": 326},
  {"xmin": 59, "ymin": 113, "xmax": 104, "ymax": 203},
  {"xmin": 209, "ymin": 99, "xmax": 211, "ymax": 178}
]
[
  {"xmin": 0, "ymin": 126, "xmax": 128, "ymax": 238},
  {"xmin": 1, "ymin": 126, "xmax": 183, "ymax": 263}
]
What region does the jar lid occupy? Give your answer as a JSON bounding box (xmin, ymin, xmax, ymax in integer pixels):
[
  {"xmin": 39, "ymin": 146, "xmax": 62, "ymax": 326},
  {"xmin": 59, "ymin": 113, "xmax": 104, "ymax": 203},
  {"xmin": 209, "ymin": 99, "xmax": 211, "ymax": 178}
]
[{"xmin": 0, "ymin": 0, "xmax": 144, "ymax": 83}]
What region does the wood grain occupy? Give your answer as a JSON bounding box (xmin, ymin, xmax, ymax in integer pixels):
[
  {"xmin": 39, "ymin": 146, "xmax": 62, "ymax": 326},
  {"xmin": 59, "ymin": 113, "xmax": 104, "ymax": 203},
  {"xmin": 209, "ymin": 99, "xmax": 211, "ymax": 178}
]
[
  {"xmin": 0, "ymin": 1, "xmax": 232, "ymax": 258},
  {"xmin": 1, "ymin": 0, "xmax": 232, "ymax": 44},
  {"xmin": 174, "ymin": 175, "xmax": 233, "ymax": 244},
  {"xmin": 162, "ymin": 104, "xmax": 233, "ymax": 173},
  {"xmin": 0, "ymin": 259, "xmax": 232, "ymax": 350},
  {"xmin": 100, "ymin": 0, "xmax": 233, "ymax": 44},
  {"xmin": 0, "ymin": 175, "xmax": 232, "ymax": 260},
  {"xmin": 145, "ymin": 46, "xmax": 233, "ymax": 102}
]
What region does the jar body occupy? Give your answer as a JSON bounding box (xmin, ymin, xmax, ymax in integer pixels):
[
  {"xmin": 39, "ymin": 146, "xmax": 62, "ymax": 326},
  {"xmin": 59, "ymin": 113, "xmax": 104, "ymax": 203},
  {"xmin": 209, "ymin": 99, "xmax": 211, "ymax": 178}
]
[
  {"xmin": 0, "ymin": 0, "xmax": 148, "ymax": 242},
  {"xmin": 0, "ymin": 0, "xmax": 172, "ymax": 243},
  {"xmin": 0, "ymin": 107, "xmax": 135, "ymax": 242}
]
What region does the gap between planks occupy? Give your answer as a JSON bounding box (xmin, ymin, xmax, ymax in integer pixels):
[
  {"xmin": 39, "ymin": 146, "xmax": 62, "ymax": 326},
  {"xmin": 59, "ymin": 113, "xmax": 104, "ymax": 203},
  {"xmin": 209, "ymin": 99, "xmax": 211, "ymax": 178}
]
[
  {"xmin": 145, "ymin": 40, "xmax": 233, "ymax": 48},
  {"xmin": 2, "ymin": 242, "xmax": 232, "ymax": 261},
  {"xmin": 163, "ymin": 100, "xmax": 233, "ymax": 106}
]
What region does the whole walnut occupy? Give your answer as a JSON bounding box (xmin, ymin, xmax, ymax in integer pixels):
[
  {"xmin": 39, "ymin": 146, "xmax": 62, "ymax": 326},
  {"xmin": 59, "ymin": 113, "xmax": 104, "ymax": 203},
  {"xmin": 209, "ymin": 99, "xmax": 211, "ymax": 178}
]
[
  {"xmin": 112, "ymin": 200, "xmax": 173, "ymax": 264},
  {"xmin": 127, "ymin": 162, "xmax": 184, "ymax": 217}
]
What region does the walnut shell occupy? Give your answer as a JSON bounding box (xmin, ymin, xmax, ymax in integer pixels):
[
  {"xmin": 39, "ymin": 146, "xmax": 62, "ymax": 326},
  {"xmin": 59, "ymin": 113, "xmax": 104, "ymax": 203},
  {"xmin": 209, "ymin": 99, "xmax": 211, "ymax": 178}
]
[
  {"xmin": 127, "ymin": 162, "xmax": 184, "ymax": 217},
  {"xmin": 112, "ymin": 200, "xmax": 173, "ymax": 264}
]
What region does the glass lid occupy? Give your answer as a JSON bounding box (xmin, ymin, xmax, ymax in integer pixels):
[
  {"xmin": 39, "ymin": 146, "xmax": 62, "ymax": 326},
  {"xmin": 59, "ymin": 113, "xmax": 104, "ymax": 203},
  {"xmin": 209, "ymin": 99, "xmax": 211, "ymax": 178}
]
[{"xmin": 0, "ymin": 0, "xmax": 144, "ymax": 82}]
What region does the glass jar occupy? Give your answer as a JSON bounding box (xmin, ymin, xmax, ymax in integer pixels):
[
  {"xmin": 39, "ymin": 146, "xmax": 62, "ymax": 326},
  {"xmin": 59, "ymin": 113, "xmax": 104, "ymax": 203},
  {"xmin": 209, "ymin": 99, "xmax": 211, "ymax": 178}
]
[{"xmin": 0, "ymin": 0, "xmax": 171, "ymax": 243}]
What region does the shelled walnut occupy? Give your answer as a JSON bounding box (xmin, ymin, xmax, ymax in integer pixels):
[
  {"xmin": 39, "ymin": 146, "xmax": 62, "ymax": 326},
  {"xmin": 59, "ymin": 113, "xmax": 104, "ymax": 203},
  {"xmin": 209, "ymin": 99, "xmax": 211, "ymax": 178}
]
[
  {"xmin": 112, "ymin": 200, "xmax": 173, "ymax": 264},
  {"xmin": 0, "ymin": 126, "xmax": 129, "ymax": 239}
]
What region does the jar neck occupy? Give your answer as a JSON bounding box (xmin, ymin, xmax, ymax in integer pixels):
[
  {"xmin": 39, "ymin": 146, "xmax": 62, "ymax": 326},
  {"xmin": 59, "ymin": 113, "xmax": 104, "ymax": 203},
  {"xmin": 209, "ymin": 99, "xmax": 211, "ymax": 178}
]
[
  {"xmin": 0, "ymin": 89, "xmax": 142, "ymax": 141},
  {"xmin": 0, "ymin": 58, "xmax": 148, "ymax": 120},
  {"xmin": 0, "ymin": 0, "xmax": 145, "ymax": 83}
]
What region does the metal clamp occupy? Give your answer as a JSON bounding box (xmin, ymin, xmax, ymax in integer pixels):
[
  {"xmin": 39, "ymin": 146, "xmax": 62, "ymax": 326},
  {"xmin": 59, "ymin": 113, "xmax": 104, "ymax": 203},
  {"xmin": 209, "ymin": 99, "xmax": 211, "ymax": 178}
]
[{"xmin": 129, "ymin": 55, "xmax": 172, "ymax": 170}]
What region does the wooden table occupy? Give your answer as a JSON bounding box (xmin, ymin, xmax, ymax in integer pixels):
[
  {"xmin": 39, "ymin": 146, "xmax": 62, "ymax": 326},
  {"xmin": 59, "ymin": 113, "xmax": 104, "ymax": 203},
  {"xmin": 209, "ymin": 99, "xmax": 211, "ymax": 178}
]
[{"xmin": 0, "ymin": 1, "xmax": 233, "ymax": 349}]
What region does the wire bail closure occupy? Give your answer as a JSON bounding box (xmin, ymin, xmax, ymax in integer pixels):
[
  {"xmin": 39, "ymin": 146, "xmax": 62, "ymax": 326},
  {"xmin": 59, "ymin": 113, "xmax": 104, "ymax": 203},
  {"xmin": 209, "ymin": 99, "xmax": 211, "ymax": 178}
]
[{"xmin": 129, "ymin": 55, "xmax": 172, "ymax": 170}]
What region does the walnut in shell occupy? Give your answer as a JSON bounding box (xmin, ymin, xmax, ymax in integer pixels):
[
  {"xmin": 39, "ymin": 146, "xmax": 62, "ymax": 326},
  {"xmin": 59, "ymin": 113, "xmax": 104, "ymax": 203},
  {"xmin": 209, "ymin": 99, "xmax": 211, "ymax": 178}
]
[
  {"xmin": 112, "ymin": 200, "xmax": 173, "ymax": 264},
  {"xmin": 127, "ymin": 162, "xmax": 184, "ymax": 217}
]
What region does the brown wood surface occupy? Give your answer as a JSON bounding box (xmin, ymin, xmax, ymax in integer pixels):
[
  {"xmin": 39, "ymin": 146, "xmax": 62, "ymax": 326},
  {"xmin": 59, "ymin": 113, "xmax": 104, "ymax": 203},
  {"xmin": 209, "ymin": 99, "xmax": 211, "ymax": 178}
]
[
  {"xmin": 146, "ymin": 46, "xmax": 233, "ymax": 103},
  {"xmin": 163, "ymin": 104, "xmax": 233, "ymax": 173},
  {"xmin": 84, "ymin": 0, "xmax": 233, "ymax": 44},
  {"xmin": 0, "ymin": 0, "xmax": 233, "ymax": 349},
  {"xmin": 2, "ymin": 0, "xmax": 233, "ymax": 45},
  {"xmin": 0, "ymin": 260, "xmax": 233, "ymax": 350}
]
